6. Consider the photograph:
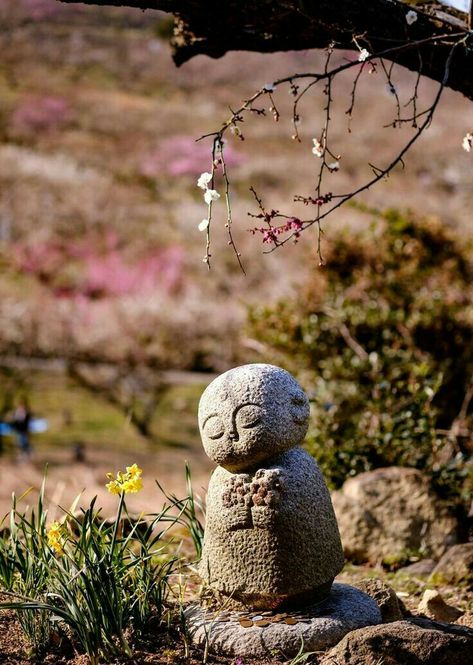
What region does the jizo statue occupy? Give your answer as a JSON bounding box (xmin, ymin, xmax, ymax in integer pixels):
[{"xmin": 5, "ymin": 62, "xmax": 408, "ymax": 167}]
[{"xmin": 198, "ymin": 363, "xmax": 345, "ymax": 610}]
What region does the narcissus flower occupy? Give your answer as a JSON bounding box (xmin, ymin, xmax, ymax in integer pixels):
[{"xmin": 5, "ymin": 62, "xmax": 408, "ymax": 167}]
[
  {"xmin": 47, "ymin": 521, "xmax": 65, "ymax": 556},
  {"xmin": 106, "ymin": 463, "xmax": 143, "ymax": 495}
]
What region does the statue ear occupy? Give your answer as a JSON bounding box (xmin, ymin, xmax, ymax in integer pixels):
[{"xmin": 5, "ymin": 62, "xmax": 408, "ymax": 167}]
[{"xmin": 290, "ymin": 392, "xmax": 309, "ymax": 426}]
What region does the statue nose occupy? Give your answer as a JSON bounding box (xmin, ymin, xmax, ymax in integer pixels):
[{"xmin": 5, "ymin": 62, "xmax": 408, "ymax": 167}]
[{"xmin": 229, "ymin": 429, "xmax": 239, "ymax": 442}]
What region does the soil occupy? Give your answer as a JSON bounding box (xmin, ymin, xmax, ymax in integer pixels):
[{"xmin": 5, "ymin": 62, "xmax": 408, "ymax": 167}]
[
  {"xmin": 1, "ymin": 570, "xmax": 471, "ymax": 665},
  {"xmin": 0, "ymin": 605, "xmax": 280, "ymax": 665}
]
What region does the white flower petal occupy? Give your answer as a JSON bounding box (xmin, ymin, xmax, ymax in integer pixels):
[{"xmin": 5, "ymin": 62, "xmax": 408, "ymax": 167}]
[
  {"xmin": 204, "ymin": 189, "xmax": 220, "ymax": 204},
  {"xmin": 197, "ymin": 172, "xmax": 213, "ymax": 190},
  {"xmin": 198, "ymin": 219, "xmax": 210, "ymax": 231},
  {"xmin": 406, "ymin": 10, "xmax": 417, "ymax": 25},
  {"xmin": 327, "ymin": 161, "xmax": 340, "ymax": 172},
  {"xmin": 358, "ymin": 49, "xmax": 370, "ymax": 62},
  {"xmin": 263, "ymin": 82, "xmax": 275, "ymax": 92},
  {"xmin": 462, "ymin": 133, "xmax": 472, "ymax": 153},
  {"xmin": 312, "ymin": 138, "xmax": 324, "ymax": 158}
]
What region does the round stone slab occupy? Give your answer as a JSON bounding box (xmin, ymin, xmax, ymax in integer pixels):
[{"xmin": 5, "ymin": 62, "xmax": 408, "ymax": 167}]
[{"xmin": 184, "ymin": 583, "xmax": 382, "ymax": 659}]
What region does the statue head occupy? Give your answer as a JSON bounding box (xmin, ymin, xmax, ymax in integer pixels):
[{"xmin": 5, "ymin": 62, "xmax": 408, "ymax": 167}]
[{"xmin": 198, "ymin": 364, "xmax": 310, "ymax": 472}]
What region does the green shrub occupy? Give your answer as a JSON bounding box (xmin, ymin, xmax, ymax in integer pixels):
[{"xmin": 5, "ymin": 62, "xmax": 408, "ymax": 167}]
[{"xmin": 247, "ymin": 208, "xmax": 473, "ymax": 508}]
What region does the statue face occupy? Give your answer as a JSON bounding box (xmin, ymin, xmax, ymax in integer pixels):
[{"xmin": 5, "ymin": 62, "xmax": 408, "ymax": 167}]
[{"xmin": 198, "ymin": 364, "xmax": 309, "ymax": 471}]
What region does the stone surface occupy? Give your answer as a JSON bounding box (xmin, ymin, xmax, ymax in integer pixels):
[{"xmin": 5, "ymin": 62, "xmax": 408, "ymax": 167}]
[
  {"xmin": 354, "ymin": 579, "xmax": 404, "ymax": 622},
  {"xmin": 429, "ymin": 543, "xmax": 473, "ymax": 588},
  {"xmin": 456, "ymin": 612, "xmax": 473, "ymax": 629},
  {"xmin": 320, "ymin": 617, "xmax": 473, "ymax": 665},
  {"xmin": 199, "ymin": 364, "xmax": 344, "ymax": 609},
  {"xmin": 198, "ymin": 363, "xmax": 310, "ymax": 472},
  {"xmin": 332, "ymin": 467, "xmax": 458, "ymax": 564},
  {"xmin": 201, "ymin": 447, "xmax": 345, "ymax": 608},
  {"xmin": 417, "ymin": 589, "xmax": 463, "ymax": 623},
  {"xmin": 397, "ymin": 558, "xmax": 437, "ymax": 578},
  {"xmin": 185, "ymin": 583, "xmax": 381, "ymax": 659}
]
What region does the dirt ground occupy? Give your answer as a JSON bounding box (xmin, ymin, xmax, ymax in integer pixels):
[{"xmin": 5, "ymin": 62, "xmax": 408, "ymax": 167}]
[{"xmin": 0, "ymin": 571, "xmax": 471, "ymax": 665}]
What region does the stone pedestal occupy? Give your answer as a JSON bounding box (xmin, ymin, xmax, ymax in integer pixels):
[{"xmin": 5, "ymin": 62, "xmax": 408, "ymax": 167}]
[{"xmin": 185, "ymin": 584, "xmax": 382, "ymax": 659}]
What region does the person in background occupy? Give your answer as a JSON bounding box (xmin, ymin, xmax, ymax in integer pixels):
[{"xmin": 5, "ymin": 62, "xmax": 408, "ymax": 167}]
[{"xmin": 12, "ymin": 400, "xmax": 32, "ymax": 458}]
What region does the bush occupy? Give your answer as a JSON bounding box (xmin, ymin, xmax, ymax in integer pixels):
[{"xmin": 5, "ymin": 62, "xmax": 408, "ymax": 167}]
[{"xmin": 247, "ymin": 208, "xmax": 473, "ymax": 508}]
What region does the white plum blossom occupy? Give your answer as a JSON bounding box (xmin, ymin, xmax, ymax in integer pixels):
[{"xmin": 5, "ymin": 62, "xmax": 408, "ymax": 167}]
[
  {"xmin": 204, "ymin": 189, "xmax": 220, "ymax": 204},
  {"xmin": 327, "ymin": 161, "xmax": 340, "ymax": 172},
  {"xmin": 263, "ymin": 82, "xmax": 275, "ymax": 92},
  {"xmin": 197, "ymin": 172, "xmax": 213, "ymax": 189},
  {"xmin": 462, "ymin": 133, "xmax": 472, "ymax": 153},
  {"xmin": 198, "ymin": 218, "xmax": 210, "ymax": 231},
  {"xmin": 405, "ymin": 10, "xmax": 417, "ymax": 25},
  {"xmin": 312, "ymin": 138, "xmax": 324, "ymax": 158},
  {"xmin": 358, "ymin": 49, "xmax": 370, "ymax": 62}
]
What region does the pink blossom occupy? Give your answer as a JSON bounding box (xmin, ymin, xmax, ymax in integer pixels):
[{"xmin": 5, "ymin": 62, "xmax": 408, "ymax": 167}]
[
  {"xmin": 12, "ymin": 238, "xmax": 184, "ymax": 298},
  {"xmin": 11, "ymin": 95, "xmax": 72, "ymax": 135}
]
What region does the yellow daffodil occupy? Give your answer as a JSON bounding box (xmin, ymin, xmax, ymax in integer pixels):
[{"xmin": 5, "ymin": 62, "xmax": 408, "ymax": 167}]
[
  {"xmin": 47, "ymin": 521, "xmax": 65, "ymax": 556},
  {"xmin": 106, "ymin": 464, "xmax": 143, "ymax": 495}
]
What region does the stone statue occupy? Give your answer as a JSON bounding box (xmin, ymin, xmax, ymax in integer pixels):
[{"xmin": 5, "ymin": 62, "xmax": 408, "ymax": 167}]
[{"xmin": 198, "ymin": 363, "xmax": 345, "ymax": 609}]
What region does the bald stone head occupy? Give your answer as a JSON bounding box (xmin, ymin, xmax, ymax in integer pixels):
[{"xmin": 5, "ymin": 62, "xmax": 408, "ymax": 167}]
[{"xmin": 198, "ymin": 364, "xmax": 310, "ymax": 472}]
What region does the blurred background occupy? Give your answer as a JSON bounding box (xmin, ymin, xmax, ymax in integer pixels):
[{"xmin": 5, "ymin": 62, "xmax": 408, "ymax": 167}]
[{"xmin": 0, "ymin": 0, "xmax": 472, "ymax": 519}]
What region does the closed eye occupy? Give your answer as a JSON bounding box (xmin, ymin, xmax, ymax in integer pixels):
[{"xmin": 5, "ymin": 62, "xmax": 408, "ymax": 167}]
[
  {"xmin": 241, "ymin": 417, "xmax": 261, "ymax": 429},
  {"xmin": 236, "ymin": 403, "xmax": 263, "ymax": 429},
  {"xmin": 203, "ymin": 414, "xmax": 225, "ymax": 440},
  {"xmin": 208, "ymin": 431, "xmax": 224, "ymax": 440}
]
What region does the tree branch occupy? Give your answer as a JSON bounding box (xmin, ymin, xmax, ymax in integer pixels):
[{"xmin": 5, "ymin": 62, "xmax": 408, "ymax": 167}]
[{"xmin": 59, "ymin": 0, "xmax": 473, "ymax": 100}]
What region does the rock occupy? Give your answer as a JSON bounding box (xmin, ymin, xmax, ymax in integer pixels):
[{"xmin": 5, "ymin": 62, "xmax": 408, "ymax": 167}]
[
  {"xmin": 397, "ymin": 558, "xmax": 437, "ymax": 578},
  {"xmin": 354, "ymin": 579, "xmax": 404, "ymax": 622},
  {"xmin": 429, "ymin": 543, "xmax": 473, "ymax": 588},
  {"xmin": 456, "ymin": 612, "xmax": 473, "ymax": 629},
  {"xmin": 332, "ymin": 467, "xmax": 458, "ymax": 564},
  {"xmin": 198, "ymin": 364, "xmax": 344, "ymax": 609},
  {"xmin": 320, "ymin": 617, "xmax": 473, "ymax": 665},
  {"xmin": 417, "ymin": 589, "xmax": 463, "ymax": 623},
  {"xmin": 185, "ymin": 583, "xmax": 381, "ymax": 659}
]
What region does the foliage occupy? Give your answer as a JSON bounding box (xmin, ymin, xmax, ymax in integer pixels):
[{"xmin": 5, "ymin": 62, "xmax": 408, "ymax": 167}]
[
  {"xmin": 0, "ymin": 466, "xmax": 204, "ymax": 664},
  {"xmin": 248, "ymin": 208, "xmax": 473, "ymax": 507}
]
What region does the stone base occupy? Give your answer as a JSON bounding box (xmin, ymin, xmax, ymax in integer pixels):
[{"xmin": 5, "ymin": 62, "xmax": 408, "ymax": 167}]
[{"xmin": 184, "ymin": 583, "xmax": 382, "ymax": 659}]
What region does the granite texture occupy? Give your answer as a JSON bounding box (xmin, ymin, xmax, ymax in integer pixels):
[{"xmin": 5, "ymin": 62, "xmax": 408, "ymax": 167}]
[
  {"xmin": 429, "ymin": 543, "xmax": 473, "ymax": 588},
  {"xmin": 354, "ymin": 579, "xmax": 405, "ymax": 622},
  {"xmin": 332, "ymin": 467, "xmax": 458, "ymax": 563},
  {"xmin": 198, "ymin": 364, "xmax": 344, "ymax": 608},
  {"xmin": 320, "ymin": 617, "xmax": 473, "ymax": 665},
  {"xmin": 184, "ymin": 583, "xmax": 382, "ymax": 658},
  {"xmin": 200, "ymin": 447, "xmax": 344, "ymax": 608},
  {"xmin": 198, "ymin": 363, "xmax": 310, "ymax": 472}
]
